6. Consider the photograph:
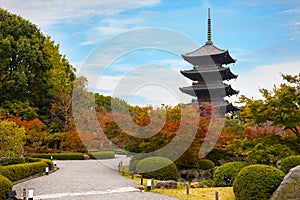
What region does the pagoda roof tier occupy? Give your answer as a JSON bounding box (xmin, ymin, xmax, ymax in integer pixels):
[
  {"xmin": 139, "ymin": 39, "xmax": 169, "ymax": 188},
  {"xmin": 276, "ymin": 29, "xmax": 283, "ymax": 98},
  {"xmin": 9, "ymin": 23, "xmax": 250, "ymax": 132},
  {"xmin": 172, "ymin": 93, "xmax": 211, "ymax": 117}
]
[
  {"xmin": 212, "ymin": 101, "xmax": 240, "ymax": 113},
  {"xmin": 199, "ymin": 100, "xmax": 240, "ymax": 113},
  {"xmin": 180, "ymin": 67, "xmax": 238, "ymax": 81},
  {"xmin": 179, "ymin": 83, "xmax": 239, "ymax": 97},
  {"xmin": 182, "ymin": 43, "xmax": 236, "ymax": 66}
]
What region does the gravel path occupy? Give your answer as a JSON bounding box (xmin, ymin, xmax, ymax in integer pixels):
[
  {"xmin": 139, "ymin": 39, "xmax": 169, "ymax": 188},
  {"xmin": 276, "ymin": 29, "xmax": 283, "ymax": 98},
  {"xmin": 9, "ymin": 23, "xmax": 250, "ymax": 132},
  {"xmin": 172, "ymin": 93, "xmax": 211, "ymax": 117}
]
[{"xmin": 13, "ymin": 156, "xmax": 178, "ymax": 200}]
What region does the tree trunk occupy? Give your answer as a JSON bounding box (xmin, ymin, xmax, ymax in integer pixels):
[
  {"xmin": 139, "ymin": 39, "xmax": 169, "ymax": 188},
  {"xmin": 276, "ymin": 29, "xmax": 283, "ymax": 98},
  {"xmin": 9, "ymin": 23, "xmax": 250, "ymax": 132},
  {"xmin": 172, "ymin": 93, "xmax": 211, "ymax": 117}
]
[{"xmin": 290, "ymin": 127, "xmax": 300, "ymax": 140}]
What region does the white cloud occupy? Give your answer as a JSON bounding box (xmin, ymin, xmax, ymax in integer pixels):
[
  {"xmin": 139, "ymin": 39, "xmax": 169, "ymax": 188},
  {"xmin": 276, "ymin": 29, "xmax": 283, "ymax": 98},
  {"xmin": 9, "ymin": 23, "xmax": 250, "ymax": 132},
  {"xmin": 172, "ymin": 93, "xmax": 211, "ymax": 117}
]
[
  {"xmin": 230, "ymin": 61, "xmax": 300, "ymax": 104},
  {"xmin": 0, "ymin": 0, "xmax": 160, "ymax": 27},
  {"xmin": 83, "ymin": 65, "xmax": 192, "ymax": 106}
]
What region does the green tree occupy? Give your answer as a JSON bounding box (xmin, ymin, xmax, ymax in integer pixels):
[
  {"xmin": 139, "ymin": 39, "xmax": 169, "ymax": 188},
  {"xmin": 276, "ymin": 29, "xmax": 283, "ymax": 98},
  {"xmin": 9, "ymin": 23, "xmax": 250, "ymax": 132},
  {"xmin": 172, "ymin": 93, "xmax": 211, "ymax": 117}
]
[
  {"xmin": 47, "ymin": 38, "xmax": 76, "ymax": 132},
  {"xmin": 0, "ymin": 9, "xmax": 51, "ymax": 106},
  {"xmin": 0, "ymin": 120, "xmax": 25, "ymax": 158},
  {"xmin": 239, "ymin": 73, "xmax": 300, "ymax": 140},
  {"xmin": 0, "ymin": 8, "xmax": 76, "ymax": 129}
]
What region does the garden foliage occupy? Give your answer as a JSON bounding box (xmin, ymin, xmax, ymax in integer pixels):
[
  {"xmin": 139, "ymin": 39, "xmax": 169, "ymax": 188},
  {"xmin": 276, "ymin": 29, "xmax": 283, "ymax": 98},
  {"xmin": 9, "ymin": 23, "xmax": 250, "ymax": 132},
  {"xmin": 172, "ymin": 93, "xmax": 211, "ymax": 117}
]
[
  {"xmin": 136, "ymin": 156, "xmax": 177, "ymax": 180},
  {"xmin": 233, "ymin": 164, "xmax": 285, "ymax": 200},
  {"xmin": 280, "ymin": 155, "xmax": 300, "ymax": 174},
  {"xmin": 213, "ymin": 161, "xmax": 248, "ymax": 187}
]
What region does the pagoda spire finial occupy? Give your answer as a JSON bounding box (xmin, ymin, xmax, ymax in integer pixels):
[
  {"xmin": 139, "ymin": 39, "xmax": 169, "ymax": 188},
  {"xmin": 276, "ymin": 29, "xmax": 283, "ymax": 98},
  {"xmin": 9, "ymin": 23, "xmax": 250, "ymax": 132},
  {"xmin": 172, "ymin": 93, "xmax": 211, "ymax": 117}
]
[{"xmin": 206, "ymin": 8, "xmax": 213, "ymax": 45}]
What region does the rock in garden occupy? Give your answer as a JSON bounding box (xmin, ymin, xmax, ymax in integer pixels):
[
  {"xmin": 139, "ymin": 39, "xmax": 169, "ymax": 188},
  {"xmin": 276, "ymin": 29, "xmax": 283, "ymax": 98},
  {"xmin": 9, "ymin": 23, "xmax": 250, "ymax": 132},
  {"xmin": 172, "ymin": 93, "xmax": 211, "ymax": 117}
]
[
  {"xmin": 190, "ymin": 182, "xmax": 200, "ymax": 188},
  {"xmin": 270, "ymin": 165, "xmax": 300, "ymax": 200},
  {"xmin": 155, "ymin": 180, "xmax": 177, "ymax": 189}
]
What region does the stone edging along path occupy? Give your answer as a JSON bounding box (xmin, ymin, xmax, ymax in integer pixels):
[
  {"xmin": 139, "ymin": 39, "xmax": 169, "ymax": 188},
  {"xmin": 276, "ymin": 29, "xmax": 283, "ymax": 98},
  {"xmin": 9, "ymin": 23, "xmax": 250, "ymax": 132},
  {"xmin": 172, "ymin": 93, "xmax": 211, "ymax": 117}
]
[{"xmin": 13, "ymin": 157, "xmax": 178, "ymax": 200}]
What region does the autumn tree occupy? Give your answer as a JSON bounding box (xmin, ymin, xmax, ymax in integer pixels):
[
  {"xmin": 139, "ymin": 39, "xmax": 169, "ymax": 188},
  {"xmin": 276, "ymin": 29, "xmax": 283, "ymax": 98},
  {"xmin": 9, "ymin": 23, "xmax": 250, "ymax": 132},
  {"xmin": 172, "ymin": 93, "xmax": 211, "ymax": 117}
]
[
  {"xmin": 240, "ymin": 73, "xmax": 300, "ymax": 140},
  {"xmin": 0, "ymin": 120, "xmax": 25, "ymax": 158}
]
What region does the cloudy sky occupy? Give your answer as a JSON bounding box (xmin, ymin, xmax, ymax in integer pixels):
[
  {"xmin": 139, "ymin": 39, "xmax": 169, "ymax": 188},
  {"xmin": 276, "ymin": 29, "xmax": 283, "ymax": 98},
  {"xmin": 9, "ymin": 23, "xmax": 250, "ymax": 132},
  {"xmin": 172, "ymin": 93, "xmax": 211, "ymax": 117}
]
[{"xmin": 1, "ymin": 0, "xmax": 299, "ymax": 106}]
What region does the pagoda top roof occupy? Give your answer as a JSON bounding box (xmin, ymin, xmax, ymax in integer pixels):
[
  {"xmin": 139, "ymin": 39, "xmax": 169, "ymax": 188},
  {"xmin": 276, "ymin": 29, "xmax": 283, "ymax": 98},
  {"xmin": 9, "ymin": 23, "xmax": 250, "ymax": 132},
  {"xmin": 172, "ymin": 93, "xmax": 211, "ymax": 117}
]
[
  {"xmin": 183, "ymin": 43, "xmax": 228, "ymax": 57},
  {"xmin": 182, "ymin": 8, "xmax": 236, "ymax": 65}
]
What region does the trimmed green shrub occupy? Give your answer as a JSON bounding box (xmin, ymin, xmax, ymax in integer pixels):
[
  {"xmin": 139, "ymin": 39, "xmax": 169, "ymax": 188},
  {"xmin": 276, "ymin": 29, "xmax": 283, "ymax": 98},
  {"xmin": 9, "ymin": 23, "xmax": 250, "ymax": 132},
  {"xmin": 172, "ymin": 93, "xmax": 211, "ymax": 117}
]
[
  {"xmin": 0, "ymin": 157, "xmax": 25, "ymax": 166},
  {"xmin": 280, "ymin": 155, "xmax": 300, "ymax": 174},
  {"xmin": 233, "ymin": 164, "xmax": 285, "ymax": 200},
  {"xmin": 199, "ymin": 179, "xmax": 216, "ymax": 188},
  {"xmin": 136, "ymin": 156, "xmax": 177, "ymax": 180},
  {"xmin": 129, "ymin": 153, "xmax": 151, "ymax": 172},
  {"xmin": 195, "ymin": 159, "xmax": 215, "ymax": 170},
  {"xmin": 0, "ymin": 159, "xmax": 52, "ymax": 182},
  {"xmin": 176, "ymin": 158, "xmax": 215, "ymax": 170},
  {"xmin": 213, "ymin": 161, "xmax": 248, "ymax": 187},
  {"xmin": 89, "ymin": 151, "xmax": 115, "ymax": 159},
  {"xmin": 0, "ymin": 175, "xmax": 12, "ymax": 200},
  {"xmin": 32, "ymin": 153, "xmax": 85, "ymax": 160}
]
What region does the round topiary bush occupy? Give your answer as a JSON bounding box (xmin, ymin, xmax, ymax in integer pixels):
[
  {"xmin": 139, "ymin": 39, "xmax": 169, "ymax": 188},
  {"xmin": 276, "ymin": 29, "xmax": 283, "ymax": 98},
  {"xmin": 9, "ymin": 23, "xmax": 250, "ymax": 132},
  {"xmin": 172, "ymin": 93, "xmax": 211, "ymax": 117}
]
[
  {"xmin": 213, "ymin": 161, "xmax": 248, "ymax": 186},
  {"xmin": 280, "ymin": 155, "xmax": 300, "ymax": 174},
  {"xmin": 195, "ymin": 159, "xmax": 215, "ymax": 170},
  {"xmin": 136, "ymin": 156, "xmax": 177, "ymax": 180},
  {"xmin": 129, "ymin": 153, "xmax": 151, "ymax": 172},
  {"xmin": 233, "ymin": 164, "xmax": 285, "ymax": 200},
  {"xmin": 0, "ymin": 175, "xmax": 12, "ymax": 200},
  {"xmin": 176, "ymin": 158, "xmax": 215, "ymax": 170}
]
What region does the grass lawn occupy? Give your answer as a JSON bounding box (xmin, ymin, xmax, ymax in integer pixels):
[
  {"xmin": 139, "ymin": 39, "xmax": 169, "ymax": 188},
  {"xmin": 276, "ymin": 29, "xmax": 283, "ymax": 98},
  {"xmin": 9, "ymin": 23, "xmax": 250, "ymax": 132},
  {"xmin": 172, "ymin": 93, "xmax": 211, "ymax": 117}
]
[
  {"xmin": 120, "ymin": 166, "xmax": 235, "ymax": 200},
  {"xmin": 152, "ymin": 187, "xmax": 235, "ymax": 200}
]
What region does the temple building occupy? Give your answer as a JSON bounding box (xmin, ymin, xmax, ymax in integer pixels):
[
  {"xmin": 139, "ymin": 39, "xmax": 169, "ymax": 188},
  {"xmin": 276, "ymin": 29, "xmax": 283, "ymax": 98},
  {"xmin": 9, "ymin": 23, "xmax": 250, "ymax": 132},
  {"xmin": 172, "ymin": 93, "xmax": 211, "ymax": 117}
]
[{"xmin": 180, "ymin": 8, "xmax": 239, "ymax": 113}]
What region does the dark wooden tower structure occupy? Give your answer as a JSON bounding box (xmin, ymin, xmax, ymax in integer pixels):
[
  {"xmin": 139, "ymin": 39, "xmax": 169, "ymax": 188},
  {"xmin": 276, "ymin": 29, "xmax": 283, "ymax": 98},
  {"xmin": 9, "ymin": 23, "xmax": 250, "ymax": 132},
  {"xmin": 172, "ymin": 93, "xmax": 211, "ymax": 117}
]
[{"xmin": 180, "ymin": 8, "xmax": 239, "ymax": 113}]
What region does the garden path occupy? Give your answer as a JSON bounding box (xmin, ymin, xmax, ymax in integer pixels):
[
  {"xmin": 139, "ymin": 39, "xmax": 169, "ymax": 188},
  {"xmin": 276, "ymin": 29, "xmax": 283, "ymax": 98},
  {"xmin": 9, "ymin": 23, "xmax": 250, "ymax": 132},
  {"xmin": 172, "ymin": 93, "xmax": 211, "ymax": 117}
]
[{"xmin": 13, "ymin": 155, "xmax": 178, "ymax": 200}]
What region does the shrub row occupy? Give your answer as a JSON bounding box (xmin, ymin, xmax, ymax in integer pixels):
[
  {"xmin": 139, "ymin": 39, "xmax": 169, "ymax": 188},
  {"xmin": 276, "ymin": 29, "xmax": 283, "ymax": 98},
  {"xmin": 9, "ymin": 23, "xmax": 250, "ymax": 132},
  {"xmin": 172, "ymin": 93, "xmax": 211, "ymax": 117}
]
[
  {"xmin": 0, "ymin": 159, "xmax": 53, "ymax": 182},
  {"xmin": 88, "ymin": 151, "xmax": 115, "ymax": 159},
  {"xmin": 0, "ymin": 157, "xmax": 25, "ymax": 166},
  {"xmin": 32, "ymin": 153, "xmax": 85, "ymax": 160},
  {"xmin": 0, "ymin": 175, "xmax": 12, "ymax": 200}
]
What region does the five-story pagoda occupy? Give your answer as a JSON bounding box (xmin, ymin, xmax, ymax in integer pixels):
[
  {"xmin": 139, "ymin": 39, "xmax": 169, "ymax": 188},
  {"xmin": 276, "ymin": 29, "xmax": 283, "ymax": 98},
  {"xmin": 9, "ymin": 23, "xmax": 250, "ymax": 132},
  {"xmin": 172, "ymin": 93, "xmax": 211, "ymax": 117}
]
[{"xmin": 180, "ymin": 8, "xmax": 239, "ymax": 113}]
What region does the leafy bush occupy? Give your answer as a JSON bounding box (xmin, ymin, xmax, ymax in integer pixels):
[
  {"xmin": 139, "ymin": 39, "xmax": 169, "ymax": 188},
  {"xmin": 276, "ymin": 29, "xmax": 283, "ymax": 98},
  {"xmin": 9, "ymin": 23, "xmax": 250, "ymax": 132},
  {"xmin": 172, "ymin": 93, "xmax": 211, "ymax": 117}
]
[
  {"xmin": 32, "ymin": 153, "xmax": 85, "ymax": 160},
  {"xmin": 213, "ymin": 161, "xmax": 248, "ymax": 187},
  {"xmin": 0, "ymin": 159, "xmax": 52, "ymax": 181},
  {"xmin": 129, "ymin": 153, "xmax": 151, "ymax": 172},
  {"xmin": 198, "ymin": 179, "xmax": 216, "ymax": 188},
  {"xmin": 246, "ymin": 143, "xmax": 293, "ymax": 164},
  {"xmin": 89, "ymin": 151, "xmax": 115, "ymax": 159},
  {"xmin": 136, "ymin": 156, "xmax": 177, "ymax": 180},
  {"xmin": 0, "ymin": 157, "xmax": 25, "ymax": 166},
  {"xmin": 195, "ymin": 159, "xmax": 215, "ymax": 170},
  {"xmin": 280, "ymin": 155, "xmax": 300, "ymax": 174},
  {"xmin": 206, "ymin": 148, "xmax": 237, "ymax": 165},
  {"xmin": 0, "ymin": 175, "xmax": 12, "ymax": 200},
  {"xmin": 233, "ymin": 164, "xmax": 285, "ymax": 200},
  {"xmin": 228, "ymin": 135, "xmax": 299, "ymax": 164},
  {"xmin": 177, "ymin": 159, "xmax": 215, "ymax": 170}
]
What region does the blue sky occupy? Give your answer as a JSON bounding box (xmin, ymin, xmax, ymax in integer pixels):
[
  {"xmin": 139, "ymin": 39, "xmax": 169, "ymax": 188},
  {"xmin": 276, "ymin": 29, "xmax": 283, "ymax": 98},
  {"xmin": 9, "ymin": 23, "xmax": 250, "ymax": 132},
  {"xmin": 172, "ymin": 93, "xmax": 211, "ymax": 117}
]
[{"xmin": 1, "ymin": 0, "xmax": 299, "ymax": 106}]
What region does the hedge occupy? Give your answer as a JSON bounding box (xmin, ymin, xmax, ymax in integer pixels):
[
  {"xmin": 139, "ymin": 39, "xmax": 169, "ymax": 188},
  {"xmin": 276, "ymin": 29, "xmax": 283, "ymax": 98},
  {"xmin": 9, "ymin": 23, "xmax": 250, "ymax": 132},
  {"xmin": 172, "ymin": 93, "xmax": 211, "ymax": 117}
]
[
  {"xmin": 233, "ymin": 164, "xmax": 285, "ymax": 200},
  {"xmin": 88, "ymin": 151, "xmax": 115, "ymax": 159},
  {"xmin": 0, "ymin": 175, "xmax": 12, "ymax": 200},
  {"xmin": 280, "ymin": 155, "xmax": 300, "ymax": 174},
  {"xmin": 0, "ymin": 159, "xmax": 53, "ymax": 182},
  {"xmin": 32, "ymin": 153, "xmax": 85, "ymax": 160},
  {"xmin": 136, "ymin": 156, "xmax": 178, "ymax": 180},
  {"xmin": 0, "ymin": 157, "xmax": 25, "ymax": 166},
  {"xmin": 213, "ymin": 161, "xmax": 248, "ymax": 187}
]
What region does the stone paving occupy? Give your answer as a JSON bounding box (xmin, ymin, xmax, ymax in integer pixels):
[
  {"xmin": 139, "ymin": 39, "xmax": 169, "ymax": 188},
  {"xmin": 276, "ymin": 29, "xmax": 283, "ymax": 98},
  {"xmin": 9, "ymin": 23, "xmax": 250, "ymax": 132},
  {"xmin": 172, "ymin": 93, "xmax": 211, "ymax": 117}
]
[{"xmin": 13, "ymin": 156, "xmax": 178, "ymax": 200}]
